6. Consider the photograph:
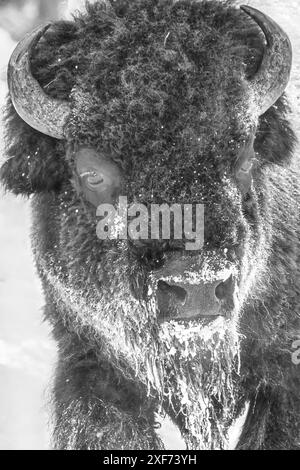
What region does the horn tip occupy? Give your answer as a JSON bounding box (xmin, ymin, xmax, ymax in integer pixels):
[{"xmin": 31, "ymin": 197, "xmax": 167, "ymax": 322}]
[
  {"xmin": 240, "ymin": 5, "xmax": 250, "ymax": 12},
  {"xmin": 240, "ymin": 5, "xmax": 257, "ymax": 17}
]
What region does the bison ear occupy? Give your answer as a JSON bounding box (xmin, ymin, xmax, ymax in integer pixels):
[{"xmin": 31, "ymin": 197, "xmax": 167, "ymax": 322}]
[{"xmin": 0, "ymin": 100, "xmax": 69, "ymax": 195}]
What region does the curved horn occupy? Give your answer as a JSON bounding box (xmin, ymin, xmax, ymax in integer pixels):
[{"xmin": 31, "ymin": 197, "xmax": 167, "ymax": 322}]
[
  {"xmin": 240, "ymin": 5, "xmax": 292, "ymax": 115},
  {"xmin": 7, "ymin": 24, "xmax": 71, "ymax": 139}
]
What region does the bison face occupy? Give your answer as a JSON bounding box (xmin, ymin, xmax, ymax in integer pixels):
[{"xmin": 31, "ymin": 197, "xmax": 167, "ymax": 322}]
[{"xmin": 2, "ymin": 1, "xmax": 296, "ymax": 449}]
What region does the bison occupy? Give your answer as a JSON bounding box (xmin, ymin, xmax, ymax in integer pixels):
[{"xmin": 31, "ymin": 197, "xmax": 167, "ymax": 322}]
[{"xmin": 1, "ymin": 0, "xmax": 299, "ymax": 450}]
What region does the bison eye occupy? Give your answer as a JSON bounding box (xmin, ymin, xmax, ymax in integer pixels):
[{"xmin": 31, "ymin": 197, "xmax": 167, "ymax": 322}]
[
  {"xmin": 235, "ymin": 156, "xmax": 253, "ymax": 194},
  {"xmin": 235, "ymin": 133, "xmax": 256, "ymax": 193},
  {"xmin": 79, "ymin": 170, "xmax": 104, "ymax": 187},
  {"xmin": 239, "ymin": 159, "xmax": 253, "ymax": 174},
  {"xmin": 74, "ymin": 147, "xmax": 122, "ymax": 207}
]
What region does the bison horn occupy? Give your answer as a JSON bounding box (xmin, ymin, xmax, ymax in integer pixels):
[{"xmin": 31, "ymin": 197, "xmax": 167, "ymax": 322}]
[
  {"xmin": 240, "ymin": 5, "xmax": 292, "ymax": 115},
  {"xmin": 7, "ymin": 24, "xmax": 71, "ymax": 139}
]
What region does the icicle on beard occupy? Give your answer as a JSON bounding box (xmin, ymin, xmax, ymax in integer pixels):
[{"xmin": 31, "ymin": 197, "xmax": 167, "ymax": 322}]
[
  {"xmin": 126, "ymin": 304, "xmax": 241, "ymax": 450},
  {"xmin": 158, "ymin": 318, "xmax": 241, "ymax": 450}
]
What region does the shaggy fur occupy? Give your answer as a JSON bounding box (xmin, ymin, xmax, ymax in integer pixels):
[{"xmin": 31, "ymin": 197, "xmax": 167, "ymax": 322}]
[{"xmin": 1, "ymin": 0, "xmax": 299, "ymax": 449}]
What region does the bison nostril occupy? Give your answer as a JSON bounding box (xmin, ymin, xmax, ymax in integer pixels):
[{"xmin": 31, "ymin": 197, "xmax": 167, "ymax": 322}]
[
  {"xmin": 215, "ymin": 275, "xmax": 235, "ymax": 304},
  {"xmin": 157, "ymin": 281, "xmax": 187, "ymax": 304},
  {"xmin": 156, "ymin": 280, "xmax": 188, "ymax": 322}
]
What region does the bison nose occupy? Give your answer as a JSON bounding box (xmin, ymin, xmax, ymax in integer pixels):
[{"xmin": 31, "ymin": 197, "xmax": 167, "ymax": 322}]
[
  {"xmin": 215, "ymin": 274, "xmax": 235, "ymax": 307},
  {"xmin": 156, "ymin": 274, "xmax": 235, "ymax": 323}
]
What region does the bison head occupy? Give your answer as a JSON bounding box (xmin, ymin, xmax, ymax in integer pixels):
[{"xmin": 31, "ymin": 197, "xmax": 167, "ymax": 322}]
[{"xmin": 1, "ymin": 0, "xmax": 299, "ymax": 450}]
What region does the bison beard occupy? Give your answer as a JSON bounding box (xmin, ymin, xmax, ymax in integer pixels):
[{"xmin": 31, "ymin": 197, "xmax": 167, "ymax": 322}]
[
  {"xmin": 1, "ymin": 0, "xmax": 300, "ymax": 450},
  {"xmin": 158, "ymin": 319, "xmax": 240, "ymax": 449},
  {"xmin": 38, "ymin": 243, "xmax": 241, "ymax": 449}
]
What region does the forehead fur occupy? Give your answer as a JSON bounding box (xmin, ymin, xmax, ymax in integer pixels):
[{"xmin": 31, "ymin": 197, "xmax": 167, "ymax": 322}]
[
  {"xmin": 33, "ymin": 0, "xmax": 263, "ymax": 149},
  {"xmin": 1, "ymin": 0, "xmax": 295, "ymax": 197},
  {"xmin": 28, "ymin": 0, "xmax": 263, "ymax": 200}
]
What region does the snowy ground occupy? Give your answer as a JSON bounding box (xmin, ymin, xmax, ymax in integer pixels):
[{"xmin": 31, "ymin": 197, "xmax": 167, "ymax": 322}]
[{"xmin": 0, "ymin": 0, "xmax": 299, "ymax": 450}]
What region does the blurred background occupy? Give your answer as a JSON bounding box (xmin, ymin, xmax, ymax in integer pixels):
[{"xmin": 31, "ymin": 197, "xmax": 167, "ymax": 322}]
[
  {"xmin": 0, "ymin": 0, "xmax": 95, "ymax": 451},
  {"xmin": 0, "ymin": 0, "xmax": 299, "ymax": 450}
]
